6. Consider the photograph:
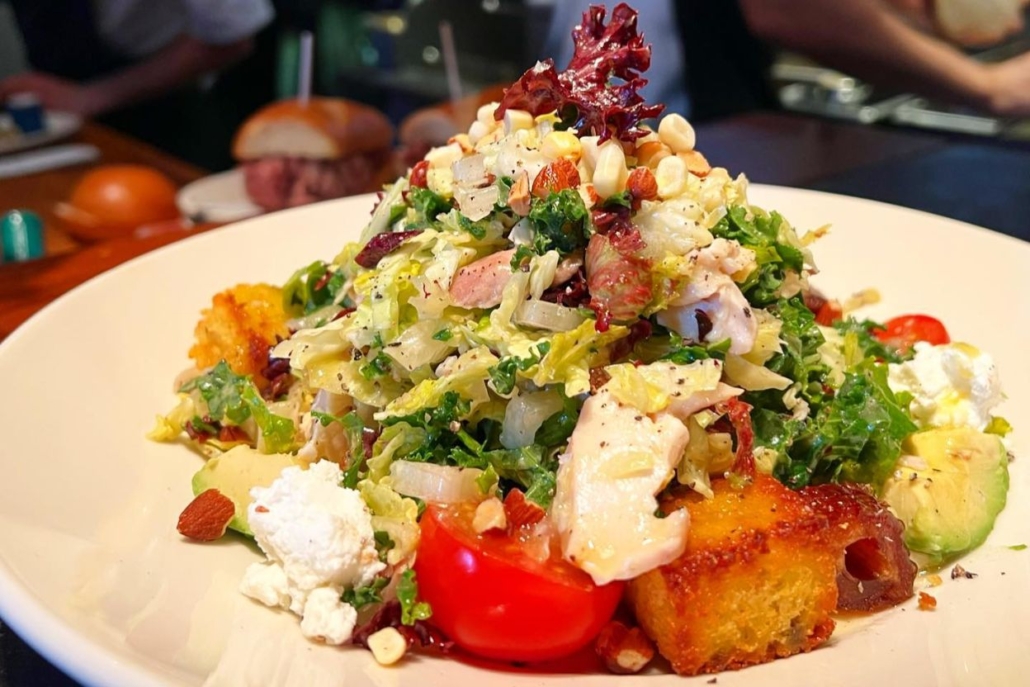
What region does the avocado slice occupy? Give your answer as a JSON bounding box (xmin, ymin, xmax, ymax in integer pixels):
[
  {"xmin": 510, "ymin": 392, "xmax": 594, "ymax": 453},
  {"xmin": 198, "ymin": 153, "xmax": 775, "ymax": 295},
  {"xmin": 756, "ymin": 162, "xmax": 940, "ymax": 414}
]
[
  {"xmin": 881, "ymin": 427, "xmax": 1009, "ymax": 566},
  {"xmin": 192, "ymin": 445, "xmax": 298, "ymax": 536}
]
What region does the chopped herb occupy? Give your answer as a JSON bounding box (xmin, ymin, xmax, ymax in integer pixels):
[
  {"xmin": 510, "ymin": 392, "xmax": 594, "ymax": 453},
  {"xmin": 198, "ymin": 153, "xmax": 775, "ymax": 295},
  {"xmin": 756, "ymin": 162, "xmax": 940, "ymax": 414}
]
[
  {"xmin": 528, "ymin": 189, "xmax": 590, "ymax": 255},
  {"xmin": 1008, "ymin": 544, "xmax": 1027, "ymax": 551},
  {"xmin": 534, "ymin": 392, "xmax": 581, "ymax": 447},
  {"xmin": 476, "ymin": 464, "xmax": 499, "ymax": 494},
  {"xmin": 397, "ymin": 569, "xmax": 433, "ymax": 625},
  {"xmin": 488, "ymin": 342, "xmax": 552, "ymax": 395},
  {"xmin": 373, "ymin": 530, "xmax": 395, "ymax": 563},
  {"xmin": 834, "ymin": 318, "xmax": 911, "ymax": 364},
  {"xmin": 342, "ymin": 577, "xmax": 389, "ymax": 610},
  {"xmin": 407, "ymin": 187, "xmax": 452, "ymax": 228},
  {"xmin": 510, "ymin": 244, "xmax": 537, "ymax": 271},
  {"xmin": 311, "ymin": 410, "xmax": 367, "ymax": 487},
  {"xmin": 455, "ymin": 212, "xmax": 488, "ymax": 239},
  {"xmin": 710, "ymin": 207, "xmax": 804, "ymax": 307},
  {"xmin": 496, "ymin": 175, "xmax": 515, "ymax": 206},
  {"xmin": 601, "ymin": 189, "xmax": 633, "ymax": 209},
  {"xmin": 431, "ymin": 328, "xmax": 453, "ymax": 342},
  {"xmin": 282, "ymin": 261, "xmax": 344, "ymax": 316},
  {"xmin": 179, "ymin": 361, "xmax": 296, "ymax": 453},
  {"xmin": 360, "ymin": 351, "xmax": 393, "ymax": 380}
]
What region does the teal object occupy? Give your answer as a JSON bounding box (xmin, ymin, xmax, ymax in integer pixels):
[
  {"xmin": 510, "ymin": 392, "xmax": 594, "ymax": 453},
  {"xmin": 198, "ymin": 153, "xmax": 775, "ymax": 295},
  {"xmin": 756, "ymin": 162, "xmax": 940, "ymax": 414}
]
[{"xmin": 1, "ymin": 209, "xmax": 45, "ymax": 262}]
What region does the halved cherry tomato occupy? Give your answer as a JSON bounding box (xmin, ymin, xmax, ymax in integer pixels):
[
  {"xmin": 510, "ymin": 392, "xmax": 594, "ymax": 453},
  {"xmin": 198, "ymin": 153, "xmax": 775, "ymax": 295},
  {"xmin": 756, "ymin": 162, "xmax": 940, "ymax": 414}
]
[
  {"xmin": 414, "ymin": 502, "xmax": 624, "ymax": 663},
  {"xmin": 872, "ymin": 314, "xmax": 950, "ymax": 352},
  {"xmin": 814, "ymin": 300, "xmax": 843, "ymax": 326}
]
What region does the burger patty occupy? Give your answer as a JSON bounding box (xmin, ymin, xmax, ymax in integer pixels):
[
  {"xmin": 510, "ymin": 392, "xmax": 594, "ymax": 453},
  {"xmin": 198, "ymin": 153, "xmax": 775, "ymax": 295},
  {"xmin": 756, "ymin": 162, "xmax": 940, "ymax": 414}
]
[{"xmin": 242, "ymin": 151, "xmax": 388, "ymax": 211}]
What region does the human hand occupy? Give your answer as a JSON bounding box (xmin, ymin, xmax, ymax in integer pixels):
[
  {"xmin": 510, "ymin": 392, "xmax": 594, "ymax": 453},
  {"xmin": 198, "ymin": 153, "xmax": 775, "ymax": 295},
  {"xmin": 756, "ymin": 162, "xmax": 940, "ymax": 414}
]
[
  {"xmin": 0, "ymin": 72, "xmax": 110, "ymax": 117},
  {"xmin": 982, "ymin": 52, "xmax": 1030, "ymax": 117}
]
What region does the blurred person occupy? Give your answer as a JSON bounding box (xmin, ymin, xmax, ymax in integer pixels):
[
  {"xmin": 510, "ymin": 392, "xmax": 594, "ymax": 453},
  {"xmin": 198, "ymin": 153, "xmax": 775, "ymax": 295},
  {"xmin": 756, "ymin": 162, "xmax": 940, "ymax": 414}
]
[
  {"xmin": 542, "ymin": 0, "xmax": 1030, "ymax": 121},
  {"xmin": 0, "ymin": 0, "xmax": 277, "ymax": 169},
  {"xmin": 741, "ymin": 0, "xmax": 1030, "ymax": 118}
]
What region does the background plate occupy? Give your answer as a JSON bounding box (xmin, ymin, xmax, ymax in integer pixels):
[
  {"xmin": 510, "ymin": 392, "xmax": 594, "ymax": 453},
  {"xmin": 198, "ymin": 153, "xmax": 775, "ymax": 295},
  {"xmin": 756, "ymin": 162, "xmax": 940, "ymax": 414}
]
[
  {"xmin": 0, "ymin": 186, "xmax": 1027, "ymax": 687},
  {"xmin": 0, "ymin": 111, "xmax": 82, "ymax": 156},
  {"xmin": 175, "ymin": 168, "xmax": 262, "ymax": 224}
]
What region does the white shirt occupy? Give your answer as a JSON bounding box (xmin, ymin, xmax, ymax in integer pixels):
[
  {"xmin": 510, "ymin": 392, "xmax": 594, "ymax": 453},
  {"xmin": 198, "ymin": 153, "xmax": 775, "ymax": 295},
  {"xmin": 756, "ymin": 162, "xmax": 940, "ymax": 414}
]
[
  {"xmin": 541, "ymin": 0, "xmax": 690, "ymax": 118},
  {"xmin": 94, "ymin": 0, "xmax": 274, "ymax": 58}
]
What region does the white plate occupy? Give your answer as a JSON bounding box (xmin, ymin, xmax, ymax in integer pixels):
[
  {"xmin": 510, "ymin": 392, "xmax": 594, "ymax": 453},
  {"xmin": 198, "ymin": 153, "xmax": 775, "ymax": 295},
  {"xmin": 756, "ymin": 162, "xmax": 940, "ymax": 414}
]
[
  {"xmin": 0, "ymin": 111, "xmax": 82, "ymax": 156},
  {"xmin": 0, "ymin": 187, "xmax": 1028, "ymax": 687},
  {"xmin": 176, "ymin": 168, "xmax": 263, "ymax": 224}
]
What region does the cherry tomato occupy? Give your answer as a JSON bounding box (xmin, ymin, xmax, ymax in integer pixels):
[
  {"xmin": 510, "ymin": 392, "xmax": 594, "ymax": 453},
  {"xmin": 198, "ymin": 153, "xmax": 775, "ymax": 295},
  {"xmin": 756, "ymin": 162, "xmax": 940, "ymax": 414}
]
[
  {"xmin": 872, "ymin": 314, "xmax": 950, "ymax": 352},
  {"xmin": 414, "ymin": 502, "xmax": 624, "ymax": 663},
  {"xmin": 814, "ymin": 300, "xmax": 843, "ymax": 326}
]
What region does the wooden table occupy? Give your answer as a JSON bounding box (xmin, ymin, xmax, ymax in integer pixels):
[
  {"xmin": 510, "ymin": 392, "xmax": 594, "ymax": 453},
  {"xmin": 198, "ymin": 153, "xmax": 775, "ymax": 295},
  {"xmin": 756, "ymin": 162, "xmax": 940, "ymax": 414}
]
[
  {"xmin": 1, "ymin": 121, "xmax": 207, "ymax": 257},
  {"xmin": 0, "ymin": 121, "xmax": 211, "ymax": 340}
]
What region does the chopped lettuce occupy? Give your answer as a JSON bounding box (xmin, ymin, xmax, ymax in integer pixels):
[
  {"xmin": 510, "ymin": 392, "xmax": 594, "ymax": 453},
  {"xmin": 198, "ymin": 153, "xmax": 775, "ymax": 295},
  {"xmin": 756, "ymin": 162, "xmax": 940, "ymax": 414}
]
[
  {"xmin": 178, "ymin": 361, "xmax": 297, "ymax": 453},
  {"xmin": 282, "ymin": 260, "xmax": 345, "ymax": 316},
  {"xmin": 710, "ymin": 206, "xmax": 805, "ymax": 306},
  {"xmin": 832, "ymin": 317, "xmax": 911, "ymax": 365},
  {"xmin": 397, "ymin": 569, "xmax": 432, "ymax": 625},
  {"xmin": 532, "ymin": 319, "xmax": 629, "ymax": 396},
  {"xmin": 603, "ymin": 359, "xmax": 723, "ymax": 414},
  {"xmin": 528, "ymin": 189, "xmax": 590, "ymax": 255}
]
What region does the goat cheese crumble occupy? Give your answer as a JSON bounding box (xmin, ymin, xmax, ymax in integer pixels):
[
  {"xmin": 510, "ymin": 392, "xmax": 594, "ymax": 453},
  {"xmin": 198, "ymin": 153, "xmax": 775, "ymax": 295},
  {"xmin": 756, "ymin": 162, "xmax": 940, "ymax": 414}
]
[
  {"xmin": 239, "ymin": 459, "xmax": 385, "ymax": 644},
  {"xmin": 887, "ymin": 342, "xmax": 1002, "ymax": 431}
]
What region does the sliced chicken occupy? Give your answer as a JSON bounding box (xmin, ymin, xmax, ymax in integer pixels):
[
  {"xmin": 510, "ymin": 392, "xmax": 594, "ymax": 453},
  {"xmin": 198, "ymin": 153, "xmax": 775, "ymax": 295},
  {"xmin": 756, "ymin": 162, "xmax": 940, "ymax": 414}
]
[
  {"xmin": 449, "ymin": 249, "xmax": 517, "ymax": 309},
  {"xmin": 657, "ymin": 238, "xmax": 758, "ymax": 355},
  {"xmin": 551, "ymin": 391, "xmax": 691, "ymax": 585},
  {"xmin": 450, "ymin": 248, "xmax": 584, "ymax": 310}
]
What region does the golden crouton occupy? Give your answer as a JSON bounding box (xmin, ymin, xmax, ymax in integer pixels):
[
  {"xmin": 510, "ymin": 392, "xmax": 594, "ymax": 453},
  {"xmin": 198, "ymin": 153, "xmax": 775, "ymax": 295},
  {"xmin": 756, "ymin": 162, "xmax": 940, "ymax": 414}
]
[
  {"xmin": 627, "ymin": 474, "xmax": 915, "ymax": 676},
  {"xmin": 189, "ymin": 284, "xmax": 290, "ymax": 389}
]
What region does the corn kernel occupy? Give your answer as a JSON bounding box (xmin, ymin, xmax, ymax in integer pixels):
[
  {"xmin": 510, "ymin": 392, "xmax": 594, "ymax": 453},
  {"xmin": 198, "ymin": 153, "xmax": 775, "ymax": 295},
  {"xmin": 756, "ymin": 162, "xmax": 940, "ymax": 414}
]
[
  {"xmin": 503, "ymin": 109, "xmax": 535, "ymax": 134},
  {"xmin": 592, "ymin": 139, "xmax": 629, "ymax": 198},
  {"xmin": 655, "ymin": 154, "xmax": 687, "ymax": 199},
  {"xmin": 368, "ymin": 627, "xmax": 407, "ymax": 666},
  {"xmin": 541, "ymin": 131, "xmax": 583, "ymax": 161},
  {"xmin": 473, "ymin": 497, "xmax": 507, "ymax": 533},
  {"xmin": 636, "ymin": 140, "xmax": 672, "ymax": 169},
  {"xmin": 658, "ymin": 113, "xmax": 696, "ymax": 153},
  {"xmin": 577, "ymin": 158, "xmax": 593, "ymax": 185},
  {"xmin": 477, "ymin": 102, "xmax": 499, "ymax": 127},
  {"xmin": 448, "ymin": 133, "xmax": 472, "ymax": 152},
  {"xmin": 635, "ymin": 130, "xmax": 660, "ymax": 145},
  {"xmin": 579, "ymin": 135, "xmax": 601, "ymax": 171},
  {"xmin": 468, "ymin": 120, "xmax": 491, "ymax": 145},
  {"xmin": 425, "ymin": 142, "xmax": 464, "ymax": 169},
  {"xmin": 427, "ymin": 167, "xmax": 454, "ymax": 198}
]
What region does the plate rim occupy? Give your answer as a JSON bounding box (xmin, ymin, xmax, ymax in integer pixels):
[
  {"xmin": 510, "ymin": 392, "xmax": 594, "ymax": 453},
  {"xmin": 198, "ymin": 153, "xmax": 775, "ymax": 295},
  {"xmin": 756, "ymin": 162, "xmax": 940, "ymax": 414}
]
[{"xmin": 0, "ymin": 185, "xmax": 1027, "ymax": 687}]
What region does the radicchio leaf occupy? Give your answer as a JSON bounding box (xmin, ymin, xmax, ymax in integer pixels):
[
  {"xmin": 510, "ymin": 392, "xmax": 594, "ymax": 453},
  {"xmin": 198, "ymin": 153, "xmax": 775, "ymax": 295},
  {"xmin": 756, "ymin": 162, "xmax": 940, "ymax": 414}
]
[
  {"xmin": 496, "ymin": 3, "xmax": 663, "ymax": 142},
  {"xmin": 354, "ymin": 230, "xmax": 423, "ymax": 268}
]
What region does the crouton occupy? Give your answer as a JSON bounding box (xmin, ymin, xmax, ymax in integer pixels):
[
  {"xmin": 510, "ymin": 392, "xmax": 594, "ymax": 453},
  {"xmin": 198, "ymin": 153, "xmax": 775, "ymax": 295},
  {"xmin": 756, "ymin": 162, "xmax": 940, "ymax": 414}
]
[
  {"xmin": 188, "ymin": 284, "xmax": 289, "ymax": 389},
  {"xmin": 627, "ymin": 474, "xmax": 839, "ymax": 675},
  {"xmin": 627, "ymin": 474, "xmax": 915, "ymax": 676}
]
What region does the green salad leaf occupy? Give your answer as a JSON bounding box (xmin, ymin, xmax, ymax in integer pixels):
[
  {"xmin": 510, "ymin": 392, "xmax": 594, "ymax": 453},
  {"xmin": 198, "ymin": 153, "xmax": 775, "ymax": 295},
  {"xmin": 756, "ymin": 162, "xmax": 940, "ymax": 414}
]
[
  {"xmin": 179, "ymin": 361, "xmax": 297, "ymax": 453},
  {"xmin": 528, "ymin": 189, "xmax": 590, "ymax": 255},
  {"xmin": 711, "ymin": 207, "xmax": 804, "ymax": 307},
  {"xmin": 832, "ymin": 317, "xmax": 911, "ymax": 365},
  {"xmin": 342, "ymin": 577, "xmax": 388, "ymax": 610},
  {"xmin": 397, "ymin": 569, "xmax": 432, "ymax": 625},
  {"xmin": 282, "ymin": 261, "xmax": 345, "ymax": 316}
]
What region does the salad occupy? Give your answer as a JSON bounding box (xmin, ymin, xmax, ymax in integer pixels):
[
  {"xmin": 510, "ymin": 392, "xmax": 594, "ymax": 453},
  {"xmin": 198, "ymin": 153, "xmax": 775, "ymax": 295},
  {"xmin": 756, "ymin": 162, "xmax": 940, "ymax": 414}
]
[{"xmin": 153, "ymin": 3, "xmax": 1013, "ymax": 676}]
